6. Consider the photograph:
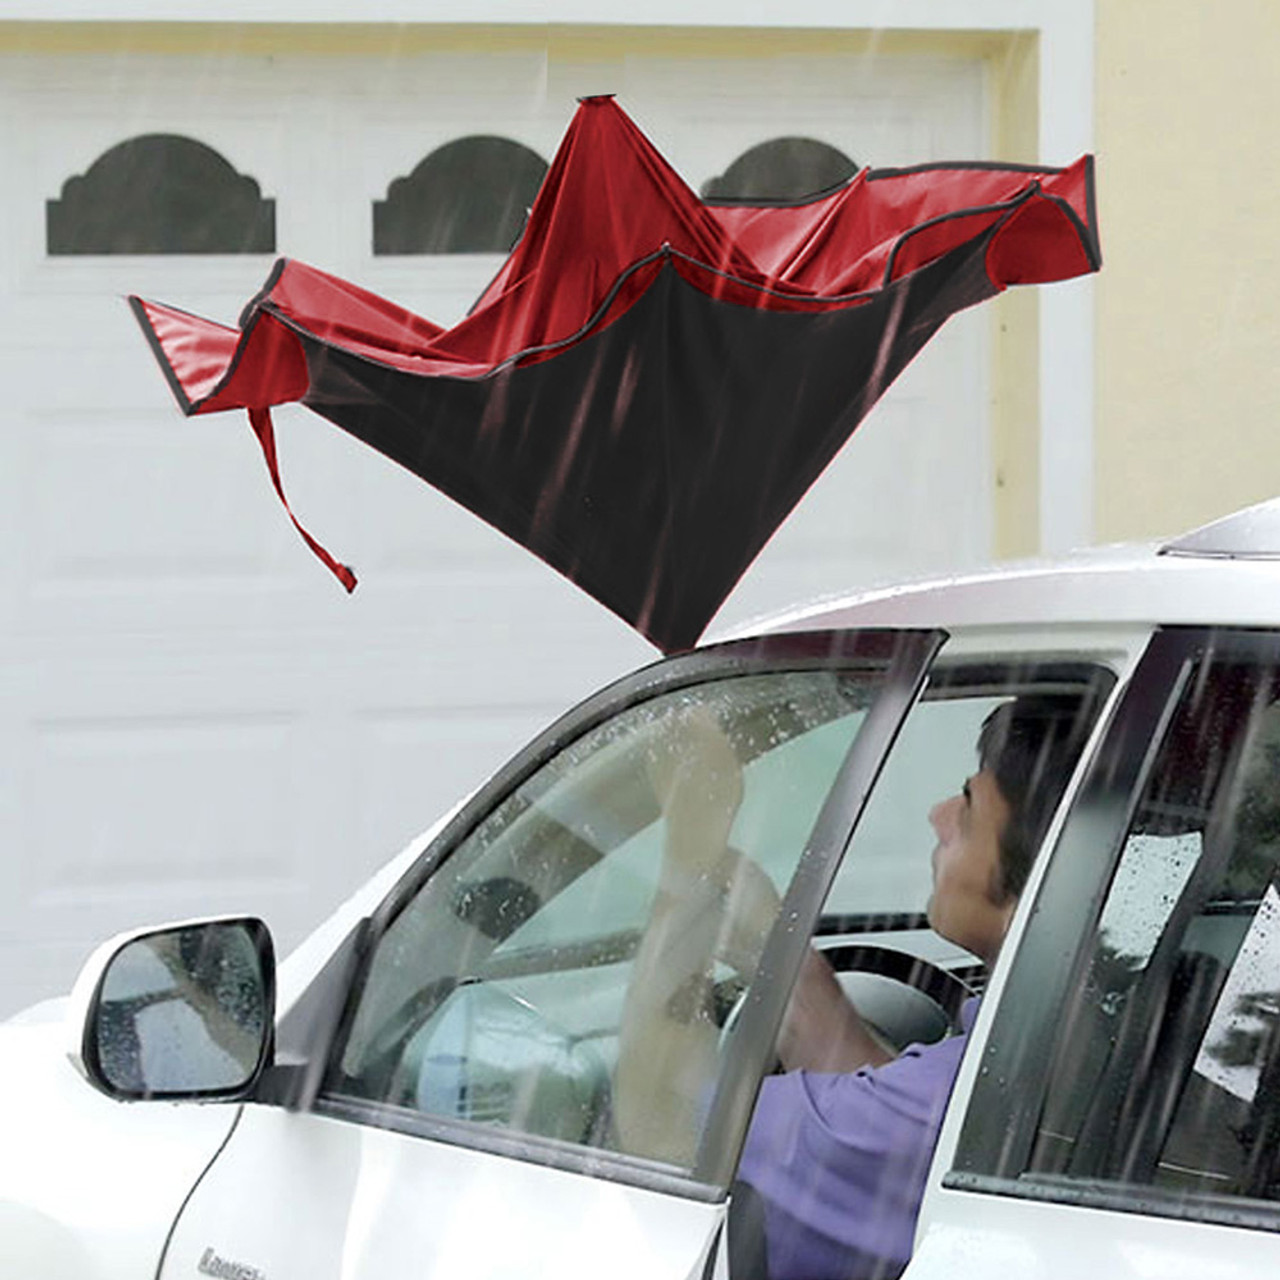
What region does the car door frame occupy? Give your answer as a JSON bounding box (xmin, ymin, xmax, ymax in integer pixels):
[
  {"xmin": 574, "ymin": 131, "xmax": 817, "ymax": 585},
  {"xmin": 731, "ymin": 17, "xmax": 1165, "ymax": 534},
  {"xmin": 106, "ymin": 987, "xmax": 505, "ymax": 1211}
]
[{"xmin": 254, "ymin": 625, "xmax": 948, "ymax": 1204}]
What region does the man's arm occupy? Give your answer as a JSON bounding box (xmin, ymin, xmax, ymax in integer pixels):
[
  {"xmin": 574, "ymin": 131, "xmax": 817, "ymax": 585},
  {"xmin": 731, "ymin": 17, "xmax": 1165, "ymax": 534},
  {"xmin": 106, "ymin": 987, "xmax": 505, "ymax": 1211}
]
[
  {"xmin": 613, "ymin": 709, "xmax": 746, "ymax": 1165},
  {"xmin": 777, "ymin": 947, "xmax": 895, "ymax": 1072}
]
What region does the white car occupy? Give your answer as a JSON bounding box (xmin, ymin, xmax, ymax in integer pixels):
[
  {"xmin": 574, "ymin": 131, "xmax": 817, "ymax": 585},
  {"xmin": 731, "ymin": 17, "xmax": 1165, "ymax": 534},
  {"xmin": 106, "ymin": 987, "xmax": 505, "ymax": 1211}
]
[{"xmin": 8, "ymin": 499, "xmax": 1280, "ymax": 1280}]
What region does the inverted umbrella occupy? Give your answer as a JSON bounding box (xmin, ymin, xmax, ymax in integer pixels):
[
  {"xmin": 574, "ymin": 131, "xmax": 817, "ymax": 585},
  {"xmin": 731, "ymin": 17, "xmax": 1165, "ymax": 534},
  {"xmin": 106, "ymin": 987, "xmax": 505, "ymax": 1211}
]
[{"xmin": 132, "ymin": 95, "xmax": 1100, "ymax": 653}]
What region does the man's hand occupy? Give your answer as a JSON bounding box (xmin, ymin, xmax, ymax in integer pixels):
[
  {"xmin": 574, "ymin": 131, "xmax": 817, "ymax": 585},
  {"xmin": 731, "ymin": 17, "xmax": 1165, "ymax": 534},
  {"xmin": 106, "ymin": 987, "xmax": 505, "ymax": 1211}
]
[{"xmin": 646, "ymin": 706, "xmax": 744, "ymax": 887}]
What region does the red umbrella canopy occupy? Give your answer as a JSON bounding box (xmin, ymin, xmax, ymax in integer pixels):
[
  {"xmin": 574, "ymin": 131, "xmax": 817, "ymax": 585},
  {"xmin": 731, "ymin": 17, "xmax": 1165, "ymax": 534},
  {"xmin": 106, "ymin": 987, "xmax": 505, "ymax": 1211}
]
[{"xmin": 132, "ymin": 95, "xmax": 1099, "ymax": 652}]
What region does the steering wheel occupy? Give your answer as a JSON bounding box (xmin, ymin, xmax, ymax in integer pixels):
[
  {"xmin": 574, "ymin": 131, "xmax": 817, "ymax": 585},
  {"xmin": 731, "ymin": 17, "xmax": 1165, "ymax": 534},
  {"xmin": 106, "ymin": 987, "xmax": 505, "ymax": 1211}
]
[
  {"xmin": 718, "ymin": 943, "xmax": 973, "ymax": 1056},
  {"xmin": 820, "ymin": 943, "xmax": 972, "ymax": 1049}
]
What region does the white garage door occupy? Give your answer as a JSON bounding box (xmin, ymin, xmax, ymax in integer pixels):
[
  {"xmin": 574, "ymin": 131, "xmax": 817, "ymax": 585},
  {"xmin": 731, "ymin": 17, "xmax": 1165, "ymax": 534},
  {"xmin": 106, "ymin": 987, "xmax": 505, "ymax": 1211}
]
[{"xmin": 0, "ymin": 44, "xmax": 986, "ymax": 1015}]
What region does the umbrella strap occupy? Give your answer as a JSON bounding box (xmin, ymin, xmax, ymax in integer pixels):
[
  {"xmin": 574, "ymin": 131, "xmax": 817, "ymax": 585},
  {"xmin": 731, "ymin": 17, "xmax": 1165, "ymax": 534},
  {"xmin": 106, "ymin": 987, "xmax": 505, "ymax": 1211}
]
[{"xmin": 247, "ymin": 406, "xmax": 357, "ymax": 593}]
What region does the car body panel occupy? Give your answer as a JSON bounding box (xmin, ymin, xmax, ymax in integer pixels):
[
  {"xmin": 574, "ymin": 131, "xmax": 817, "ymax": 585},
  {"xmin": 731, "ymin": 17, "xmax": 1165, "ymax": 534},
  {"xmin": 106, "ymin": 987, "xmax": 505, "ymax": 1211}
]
[
  {"xmin": 157, "ymin": 1104, "xmax": 724, "ymax": 1280},
  {"xmin": 911, "ymin": 1189, "xmax": 1280, "ymax": 1280},
  {"xmin": 13, "ymin": 517, "xmax": 1280, "ymax": 1278},
  {"xmin": 0, "ymin": 1011, "xmax": 237, "ymax": 1280},
  {"xmin": 732, "ymin": 545, "xmax": 1280, "ymax": 637}
]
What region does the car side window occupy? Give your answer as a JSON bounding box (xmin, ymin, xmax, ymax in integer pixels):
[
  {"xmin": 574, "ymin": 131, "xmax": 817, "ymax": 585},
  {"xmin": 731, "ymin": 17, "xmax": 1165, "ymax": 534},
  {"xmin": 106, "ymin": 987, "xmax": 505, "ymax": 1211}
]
[
  {"xmin": 825, "ymin": 690, "xmax": 1012, "ymax": 919},
  {"xmin": 957, "ymin": 632, "xmax": 1280, "ymax": 1216},
  {"xmin": 324, "ymin": 664, "xmax": 892, "ymax": 1172},
  {"xmin": 1029, "ymin": 654, "xmax": 1280, "ymax": 1196},
  {"xmin": 811, "ymin": 662, "xmax": 1111, "ymax": 1048}
]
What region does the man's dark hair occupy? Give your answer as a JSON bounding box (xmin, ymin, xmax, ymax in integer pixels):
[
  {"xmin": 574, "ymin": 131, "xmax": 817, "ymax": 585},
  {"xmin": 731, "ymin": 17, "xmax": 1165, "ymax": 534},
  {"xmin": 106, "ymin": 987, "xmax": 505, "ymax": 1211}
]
[{"xmin": 978, "ymin": 694, "xmax": 1095, "ymax": 902}]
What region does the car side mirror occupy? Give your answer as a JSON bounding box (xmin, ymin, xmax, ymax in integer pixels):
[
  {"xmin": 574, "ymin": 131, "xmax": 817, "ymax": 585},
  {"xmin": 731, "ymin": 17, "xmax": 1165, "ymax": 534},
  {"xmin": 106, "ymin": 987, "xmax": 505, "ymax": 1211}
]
[{"xmin": 67, "ymin": 916, "xmax": 275, "ymax": 1101}]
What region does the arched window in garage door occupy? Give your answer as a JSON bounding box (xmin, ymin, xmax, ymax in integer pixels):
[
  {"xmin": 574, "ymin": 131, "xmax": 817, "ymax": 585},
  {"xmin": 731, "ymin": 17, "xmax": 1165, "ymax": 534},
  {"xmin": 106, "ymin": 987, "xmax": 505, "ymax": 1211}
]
[
  {"xmin": 372, "ymin": 136, "xmax": 548, "ymax": 254},
  {"xmin": 701, "ymin": 137, "xmax": 859, "ymax": 202},
  {"xmin": 46, "ymin": 134, "xmax": 275, "ymax": 255}
]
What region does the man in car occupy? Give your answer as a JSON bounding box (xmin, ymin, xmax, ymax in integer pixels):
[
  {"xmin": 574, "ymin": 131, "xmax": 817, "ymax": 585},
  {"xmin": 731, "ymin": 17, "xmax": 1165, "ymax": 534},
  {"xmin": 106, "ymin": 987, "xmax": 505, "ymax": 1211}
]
[{"xmin": 733, "ymin": 695, "xmax": 1091, "ymax": 1280}]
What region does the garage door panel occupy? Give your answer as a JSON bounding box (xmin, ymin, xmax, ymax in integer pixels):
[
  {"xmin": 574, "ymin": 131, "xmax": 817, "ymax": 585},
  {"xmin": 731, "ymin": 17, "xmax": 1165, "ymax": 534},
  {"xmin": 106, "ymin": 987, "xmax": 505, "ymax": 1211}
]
[
  {"xmin": 7, "ymin": 55, "xmax": 294, "ymax": 156},
  {"xmin": 18, "ymin": 406, "xmax": 293, "ymax": 600},
  {"xmin": 10, "ymin": 259, "xmax": 281, "ymax": 316},
  {"xmin": 340, "ymin": 47, "xmax": 554, "ymax": 109},
  {"xmin": 627, "ymin": 54, "xmax": 982, "ymax": 174},
  {"xmin": 28, "ymin": 712, "xmax": 298, "ymax": 880},
  {"xmin": 349, "ymin": 705, "xmax": 555, "ymax": 881},
  {"xmin": 7, "ymin": 708, "xmax": 306, "ymax": 1001}
]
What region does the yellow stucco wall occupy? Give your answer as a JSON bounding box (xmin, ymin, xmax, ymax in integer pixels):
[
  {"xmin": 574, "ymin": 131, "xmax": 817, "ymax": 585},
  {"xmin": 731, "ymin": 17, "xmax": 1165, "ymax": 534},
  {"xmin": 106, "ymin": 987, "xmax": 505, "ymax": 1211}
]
[
  {"xmin": 988, "ymin": 33, "xmax": 1040, "ymax": 558},
  {"xmin": 1095, "ymin": 2, "xmax": 1280, "ymax": 541}
]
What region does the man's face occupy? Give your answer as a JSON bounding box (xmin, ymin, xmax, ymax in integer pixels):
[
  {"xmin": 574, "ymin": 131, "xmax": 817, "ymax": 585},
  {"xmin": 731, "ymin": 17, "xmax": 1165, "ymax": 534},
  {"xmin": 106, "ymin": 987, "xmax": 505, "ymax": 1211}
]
[{"xmin": 926, "ymin": 767, "xmax": 1015, "ymax": 963}]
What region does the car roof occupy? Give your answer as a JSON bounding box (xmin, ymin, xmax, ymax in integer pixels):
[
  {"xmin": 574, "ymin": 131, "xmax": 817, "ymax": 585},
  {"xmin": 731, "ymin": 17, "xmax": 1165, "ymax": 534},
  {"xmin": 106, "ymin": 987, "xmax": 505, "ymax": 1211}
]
[{"xmin": 711, "ymin": 498, "xmax": 1280, "ymax": 641}]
